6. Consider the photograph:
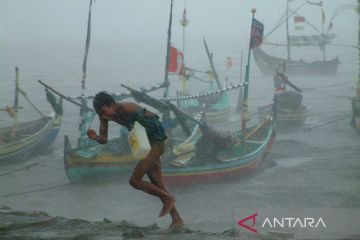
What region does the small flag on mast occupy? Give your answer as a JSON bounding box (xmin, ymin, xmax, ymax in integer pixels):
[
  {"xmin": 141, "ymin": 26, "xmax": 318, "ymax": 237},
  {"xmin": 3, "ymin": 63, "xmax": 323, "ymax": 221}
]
[
  {"xmin": 250, "ymin": 18, "xmax": 264, "ymax": 49},
  {"xmin": 294, "ymin": 16, "xmax": 305, "ymax": 31},
  {"xmin": 180, "ymin": 8, "xmax": 189, "ymax": 27},
  {"xmin": 168, "ymin": 46, "xmax": 185, "ymax": 75}
]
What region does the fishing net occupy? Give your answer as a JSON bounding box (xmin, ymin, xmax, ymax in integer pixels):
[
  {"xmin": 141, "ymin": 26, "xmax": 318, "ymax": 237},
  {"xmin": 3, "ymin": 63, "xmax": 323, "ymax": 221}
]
[{"xmin": 195, "ymin": 126, "xmax": 238, "ymax": 161}]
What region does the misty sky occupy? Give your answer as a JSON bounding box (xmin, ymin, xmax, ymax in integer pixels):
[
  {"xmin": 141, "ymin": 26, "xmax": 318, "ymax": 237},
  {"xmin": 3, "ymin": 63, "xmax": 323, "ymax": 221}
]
[
  {"xmin": 0, "ymin": 0, "xmax": 358, "ymax": 99},
  {"xmin": 1, "ymin": 0, "xmax": 357, "ymax": 47}
]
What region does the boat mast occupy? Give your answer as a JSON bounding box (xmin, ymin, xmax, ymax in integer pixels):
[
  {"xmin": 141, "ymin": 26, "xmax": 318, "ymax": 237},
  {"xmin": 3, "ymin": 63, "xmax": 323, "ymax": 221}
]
[
  {"xmin": 236, "ymin": 51, "xmax": 243, "ymax": 113},
  {"xmin": 13, "ymin": 67, "xmax": 19, "ymax": 111},
  {"xmin": 81, "ymin": 0, "xmax": 93, "ymax": 94},
  {"xmin": 180, "ymin": 2, "xmax": 188, "ymax": 60},
  {"xmin": 286, "ymin": 0, "xmax": 291, "ymax": 61},
  {"xmin": 321, "ymin": 1, "xmax": 326, "ymax": 61},
  {"xmin": 242, "ymin": 9, "xmax": 257, "ymax": 135},
  {"xmin": 164, "ymin": 0, "xmax": 174, "ymax": 98},
  {"xmin": 78, "ymin": 0, "xmax": 94, "ymax": 147},
  {"xmin": 12, "ymin": 67, "xmax": 20, "ymax": 136},
  {"xmin": 306, "ymin": 1, "xmax": 327, "ymax": 60},
  {"xmin": 357, "ymin": 0, "xmax": 360, "ymax": 97},
  {"xmin": 180, "ymin": 2, "xmax": 189, "ymax": 95}
]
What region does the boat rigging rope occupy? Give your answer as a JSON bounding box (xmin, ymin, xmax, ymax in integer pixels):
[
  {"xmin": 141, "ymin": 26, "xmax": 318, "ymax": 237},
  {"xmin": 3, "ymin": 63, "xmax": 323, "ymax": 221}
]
[
  {"xmin": 0, "ymin": 151, "xmax": 63, "ymax": 178},
  {"xmin": 301, "ymin": 114, "xmax": 351, "ymax": 132},
  {"xmin": 0, "ymin": 162, "xmax": 44, "ymax": 178},
  {"xmin": 264, "ymin": 1, "xmax": 307, "ymax": 39},
  {"xmin": 302, "ymin": 81, "xmax": 354, "ymax": 91},
  {"xmin": 18, "ymin": 89, "xmax": 46, "ymax": 117},
  {"xmin": 0, "ymin": 182, "xmax": 73, "ymax": 198}
]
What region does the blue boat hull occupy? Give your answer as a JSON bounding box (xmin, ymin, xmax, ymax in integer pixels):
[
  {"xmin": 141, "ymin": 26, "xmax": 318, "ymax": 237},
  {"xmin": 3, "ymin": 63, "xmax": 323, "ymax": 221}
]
[{"xmin": 0, "ymin": 115, "xmax": 62, "ymax": 164}]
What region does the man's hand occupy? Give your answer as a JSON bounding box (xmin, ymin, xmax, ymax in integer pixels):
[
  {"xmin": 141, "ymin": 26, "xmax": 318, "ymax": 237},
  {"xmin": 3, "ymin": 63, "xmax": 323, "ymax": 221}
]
[{"xmin": 87, "ymin": 128, "xmax": 98, "ymax": 140}]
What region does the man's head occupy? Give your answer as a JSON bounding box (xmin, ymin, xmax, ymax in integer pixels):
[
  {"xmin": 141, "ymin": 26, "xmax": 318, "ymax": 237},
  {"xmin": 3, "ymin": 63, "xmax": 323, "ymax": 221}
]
[{"xmin": 93, "ymin": 91, "xmax": 115, "ymax": 119}]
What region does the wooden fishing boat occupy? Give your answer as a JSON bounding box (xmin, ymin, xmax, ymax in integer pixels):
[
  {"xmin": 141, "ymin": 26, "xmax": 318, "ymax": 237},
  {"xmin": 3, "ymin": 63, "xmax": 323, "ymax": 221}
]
[
  {"xmin": 253, "ymin": 1, "xmax": 341, "ymax": 75},
  {"xmin": 63, "ymin": 9, "xmax": 275, "ymax": 184},
  {"xmin": 0, "ymin": 68, "xmax": 63, "ymax": 164},
  {"xmin": 64, "ymin": 117, "xmax": 275, "ymax": 183},
  {"xmin": 258, "ymin": 102, "xmax": 309, "ymax": 128},
  {"xmin": 0, "ymin": 114, "xmax": 62, "ymax": 163},
  {"xmin": 253, "ymin": 47, "xmax": 340, "ymax": 75},
  {"xmin": 257, "ymin": 68, "xmax": 309, "ymax": 128},
  {"xmin": 163, "ymin": 119, "xmax": 275, "ymax": 184}
]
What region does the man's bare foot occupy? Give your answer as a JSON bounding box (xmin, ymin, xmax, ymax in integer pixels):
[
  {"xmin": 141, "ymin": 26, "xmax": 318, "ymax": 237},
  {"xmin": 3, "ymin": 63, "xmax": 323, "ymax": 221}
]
[
  {"xmin": 159, "ymin": 195, "xmax": 175, "ymax": 217},
  {"xmin": 168, "ymin": 219, "xmax": 184, "ymax": 230}
]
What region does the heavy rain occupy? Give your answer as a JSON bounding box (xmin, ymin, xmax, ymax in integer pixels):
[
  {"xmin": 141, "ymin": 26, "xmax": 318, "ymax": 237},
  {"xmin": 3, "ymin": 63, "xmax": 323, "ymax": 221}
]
[{"xmin": 0, "ymin": 0, "xmax": 359, "ymax": 239}]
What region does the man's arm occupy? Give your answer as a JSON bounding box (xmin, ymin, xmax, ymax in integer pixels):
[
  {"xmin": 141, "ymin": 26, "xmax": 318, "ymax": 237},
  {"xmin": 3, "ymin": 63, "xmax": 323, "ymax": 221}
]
[
  {"xmin": 97, "ymin": 116, "xmax": 108, "ymax": 144},
  {"xmin": 87, "ymin": 116, "xmax": 108, "ymax": 144}
]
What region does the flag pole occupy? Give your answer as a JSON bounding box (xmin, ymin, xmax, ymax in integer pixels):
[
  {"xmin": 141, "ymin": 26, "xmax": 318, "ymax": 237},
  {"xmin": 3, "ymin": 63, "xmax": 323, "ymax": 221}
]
[
  {"xmin": 164, "ymin": 0, "xmax": 174, "ymax": 98},
  {"xmin": 241, "ymin": 8, "xmax": 256, "ymax": 135}
]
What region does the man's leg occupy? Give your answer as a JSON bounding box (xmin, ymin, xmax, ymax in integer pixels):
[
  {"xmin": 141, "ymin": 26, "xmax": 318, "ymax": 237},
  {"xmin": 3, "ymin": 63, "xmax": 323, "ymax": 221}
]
[
  {"xmin": 129, "ymin": 143, "xmax": 175, "ymax": 217},
  {"xmin": 147, "ymin": 159, "xmax": 184, "ymax": 229}
]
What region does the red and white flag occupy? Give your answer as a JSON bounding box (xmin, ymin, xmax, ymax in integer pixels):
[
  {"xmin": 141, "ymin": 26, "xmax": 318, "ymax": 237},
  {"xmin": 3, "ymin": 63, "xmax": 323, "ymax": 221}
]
[
  {"xmin": 294, "ymin": 16, "xmax": 305, "ymax": 31},
  {"xmin": 168, "ymin": 46, "xmax": 184, "ymax": 75}
]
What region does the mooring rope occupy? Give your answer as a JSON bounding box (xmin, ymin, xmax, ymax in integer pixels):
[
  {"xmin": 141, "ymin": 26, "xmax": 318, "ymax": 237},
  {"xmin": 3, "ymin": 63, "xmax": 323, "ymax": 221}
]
[
  {"xmin": 0, "ymin": 151, "xmax": 63, "ymax": 178},
  {"xmin": 0, "ymin": 182, "xmax": 73, "ymax": 198},
  {"xmin": 302, "ymin": 114, "xmax": 351, "ymax": 132},
  {"xmin": 0, "ymin": 162, "xmax": 44, "ymax": 178}
]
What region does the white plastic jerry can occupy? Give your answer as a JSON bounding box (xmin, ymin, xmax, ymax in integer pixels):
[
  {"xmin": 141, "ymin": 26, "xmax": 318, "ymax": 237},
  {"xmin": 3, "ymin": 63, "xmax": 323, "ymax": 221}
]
[{"xmin": 128, "ymin": 121, "xmax": 151, "ymax": 160}]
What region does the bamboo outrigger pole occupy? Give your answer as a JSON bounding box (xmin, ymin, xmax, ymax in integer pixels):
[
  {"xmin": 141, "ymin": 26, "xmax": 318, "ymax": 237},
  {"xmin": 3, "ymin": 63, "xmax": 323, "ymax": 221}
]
[
  {"xmin": 203, "ymin": 38, "xmax": 222, "ymax": 90},
  {"xmin": 37, "ymin": 80, "xmax": 94, "ymax": 112}
]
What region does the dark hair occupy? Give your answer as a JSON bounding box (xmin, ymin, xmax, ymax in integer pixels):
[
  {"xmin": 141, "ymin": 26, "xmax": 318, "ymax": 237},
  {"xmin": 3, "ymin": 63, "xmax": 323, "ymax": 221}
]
[{"xmin": 93, "ymin": 91, "xmax": 115, "ymax": 114}]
